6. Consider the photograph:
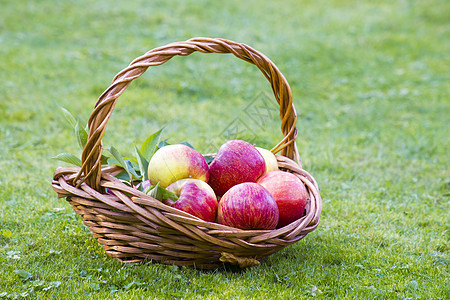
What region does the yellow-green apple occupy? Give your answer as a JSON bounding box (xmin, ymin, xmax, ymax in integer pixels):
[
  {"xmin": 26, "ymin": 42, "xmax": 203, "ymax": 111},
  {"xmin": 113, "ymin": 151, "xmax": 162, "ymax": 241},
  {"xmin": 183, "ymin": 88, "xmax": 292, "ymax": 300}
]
[
  {"xmin": 166, "ymin": 179, "xmax": 218, "ymax": 222},
  {"xmin": 148, "ymin": 144, "xmax": 209, "ymax": 188},
  {"xmin": 257, "ymin": 171, "xmax": 308, "ymax": 228},
  {"xmin": 255, "ymin": 147, "xmax": 279, "ymax": 174},
  {"xmin": 209, "ymin": 140, "xmax": 266, "ymax": 196},
  {"xmin": 217, "ymin": 182, "xmax": 278, "ymax": 230}
]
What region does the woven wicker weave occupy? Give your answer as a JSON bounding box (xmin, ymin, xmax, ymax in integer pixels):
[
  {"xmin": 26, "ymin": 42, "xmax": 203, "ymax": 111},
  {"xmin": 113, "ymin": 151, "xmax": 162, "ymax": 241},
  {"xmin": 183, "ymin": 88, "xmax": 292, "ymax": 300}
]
[{"xmin": 52, "ymin": 38, "xmax": 322, "ymax": 269}]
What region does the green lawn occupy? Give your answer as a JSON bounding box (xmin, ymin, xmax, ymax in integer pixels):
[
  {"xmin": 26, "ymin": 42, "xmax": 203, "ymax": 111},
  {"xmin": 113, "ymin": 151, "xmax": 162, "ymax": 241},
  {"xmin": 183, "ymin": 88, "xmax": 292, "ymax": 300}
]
[{"xmin": 1, "ymin": 0, "xmax": 449, "ymax": 299}]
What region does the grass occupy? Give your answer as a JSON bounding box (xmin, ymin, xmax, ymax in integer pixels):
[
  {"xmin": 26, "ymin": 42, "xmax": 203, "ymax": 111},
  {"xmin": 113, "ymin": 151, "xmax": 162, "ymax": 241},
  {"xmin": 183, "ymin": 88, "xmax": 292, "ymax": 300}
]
[{"xmin": 0, "ymin": 0, "xmax": 449, "ymax": 298}]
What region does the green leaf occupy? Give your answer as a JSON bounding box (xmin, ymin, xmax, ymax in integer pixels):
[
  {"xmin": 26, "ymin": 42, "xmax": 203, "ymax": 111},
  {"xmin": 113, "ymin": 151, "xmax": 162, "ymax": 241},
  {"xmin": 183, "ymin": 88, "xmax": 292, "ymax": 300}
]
[
  {"xmin": 123, "ymin": 156, "xmax": 140, "ymax": 171},
  {"xmin": 146, "ymin": 182, "xmax": 178, "ymax": 201},
  {"xmin": 180, "ymin": 141, "xmax": 195, "ymax": 149},
  {"xmin": 162, "ymin": 188, "xmax": 179, "ymax": 201},
  {"xmin": 60, "ymin": 107, "xmax": 77, "ymax": 128},
  {"xmin": 141, "ymin": 128, "xmax": 164, "ymax": 161},
  {"xmin": 107, "ymin": 148, "xmax": 141, "ymax": 181},
  {"xmin": 114, "ymin": 171, "xmax": 130, "ymax": 181},
  {"xmin": 107, "ymin": 146, "xmax": 133, "ymax": 181},
  {"xmin": 107, "ymin": 158, "xmax": 120, "ymax": 166},
  {"xmin": 146, "ymin": 182, "xmax": 162, "ymax": 200},
  {"xmin": 52, "ymin": 153, "xmax": 82, "ymax": 167},
  {"xmin": 75, "ymin": 121, "xmax": 88, "ymax": 149},
  {"xmin": 125, "ymin": 160, "xmax": 141, "ymax": 180},
  {"xmin": 157, "ymin": 138, "xmax": 170, "ymax": 149},
  {"xmin": 203, "ymin": 155, "xmax": 214, "ymax": 164},
  {"xmin": 135, "ymin": 146, "xmax": 149, "ymax": 181},
  {"xmin": 100, "ymin": 154, "xmax": 109, "ymax": 165}
]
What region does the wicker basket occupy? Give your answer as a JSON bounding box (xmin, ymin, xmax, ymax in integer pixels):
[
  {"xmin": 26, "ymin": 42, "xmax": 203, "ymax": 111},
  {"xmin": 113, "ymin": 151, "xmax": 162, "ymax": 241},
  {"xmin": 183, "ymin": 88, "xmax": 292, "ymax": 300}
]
[{"xmin": 52, "ymin": 38, "xmax": 322, "ymax": 269}]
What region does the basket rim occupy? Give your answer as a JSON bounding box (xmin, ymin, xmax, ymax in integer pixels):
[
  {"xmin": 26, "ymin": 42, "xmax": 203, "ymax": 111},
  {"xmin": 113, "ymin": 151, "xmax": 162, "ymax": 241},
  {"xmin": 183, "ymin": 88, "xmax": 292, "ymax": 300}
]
[{"xmin": 53, "ymin": 154, "xmax": 321, "ymax": 237}]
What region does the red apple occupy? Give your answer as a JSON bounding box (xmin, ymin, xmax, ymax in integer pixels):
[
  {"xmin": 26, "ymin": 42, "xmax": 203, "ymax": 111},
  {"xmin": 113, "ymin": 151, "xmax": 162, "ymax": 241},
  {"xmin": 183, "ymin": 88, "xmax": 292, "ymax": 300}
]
[
  {"xmin": 148, "ymin": 144, "xmax": 209, "ymax": 188},
  {"xmin": 217, "ymin": 182, "xmax": 278, "ymax": 230},
  {"xmin": 209, "ymin": 140, "xmax": 266, "ymax": 196},
  {"xmin": 166, "ymin": 179, "xmax": 218, "ymax": 222},
  {"xmin": 257, "ymin": 171, "xmax": 308, "ymax": 228}
]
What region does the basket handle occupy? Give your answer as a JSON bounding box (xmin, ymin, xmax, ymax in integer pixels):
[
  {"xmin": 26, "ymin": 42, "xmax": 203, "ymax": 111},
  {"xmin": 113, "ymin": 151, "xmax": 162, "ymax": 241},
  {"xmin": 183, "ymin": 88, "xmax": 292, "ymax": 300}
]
[{"xmin": 78, "ymin": 38, "xmax": 300, "ymax": 190}]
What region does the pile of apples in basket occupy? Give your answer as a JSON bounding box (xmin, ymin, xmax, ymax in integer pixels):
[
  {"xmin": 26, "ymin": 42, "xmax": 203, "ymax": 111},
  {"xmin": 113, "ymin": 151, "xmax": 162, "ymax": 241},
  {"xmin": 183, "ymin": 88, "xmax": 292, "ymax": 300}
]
[
  {"xmin": 55, "ymin": 116, "xmax": 308, "ymax": 230},
  {"xmin": 137, "ymin": 138, "xmax": 308, "ymax": 230},
  {"xmin": 54, "ymin": 109, "xmax": 308, "ymax": 230}
]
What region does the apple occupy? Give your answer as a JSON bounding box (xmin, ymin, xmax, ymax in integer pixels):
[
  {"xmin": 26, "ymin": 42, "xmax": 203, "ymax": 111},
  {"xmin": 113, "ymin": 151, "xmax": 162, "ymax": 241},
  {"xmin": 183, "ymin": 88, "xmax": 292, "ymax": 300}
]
[
  {"xmin": 148, "ymin": 144, "xmax": 209, "ymax": 188},
  {"xmin": 217, "ymin": 182, "xmax": 278, "ymax": 230},
  {"xmin": 257, "ymin": 171, "xmax": 308, "ymax": 228},
  {"xmin": 255, "ymin": 147, "xmax": 279, "ymax": 174},
  {"xmin": 208, "ymin": 140, "xmax": 266, "ymax": 196},
  {"xmin": 166, "ymin": 179, "xmax": 218, "ymax": 222}
]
